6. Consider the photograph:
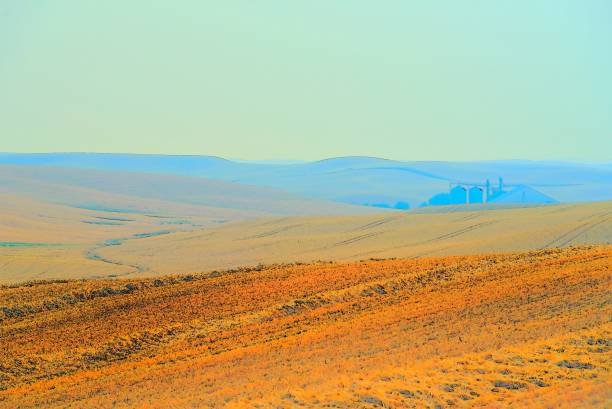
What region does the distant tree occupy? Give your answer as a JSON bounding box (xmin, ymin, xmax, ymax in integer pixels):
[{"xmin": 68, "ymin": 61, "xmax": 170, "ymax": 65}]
[
  {"xmin": 370, "ymin": 203, "xmax": 392, "ymax": 209},
  {"xmin": 427, "ymin": 193, "xmax": 451, "ymax": 206},
  {"xmin": 394, "ymin": 201, "xmax": 410, "ymax": 210}
]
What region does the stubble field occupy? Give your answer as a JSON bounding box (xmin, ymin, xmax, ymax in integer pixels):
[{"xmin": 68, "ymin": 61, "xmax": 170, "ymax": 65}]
[{"xmin": 1, "ymin": 245, "xmax": 610, "ymax": 408}]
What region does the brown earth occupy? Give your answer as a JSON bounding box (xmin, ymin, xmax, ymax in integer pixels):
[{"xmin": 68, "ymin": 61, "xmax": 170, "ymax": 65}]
[{"xmin": 1, "ymin": 246, "xmax": 610, "ymax": 408}]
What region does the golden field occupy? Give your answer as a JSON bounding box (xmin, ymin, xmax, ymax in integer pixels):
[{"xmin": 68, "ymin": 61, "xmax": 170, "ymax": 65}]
[
  {"xmin": 1, "ymin": 245, "xmax": 610, "ymax": 408},
  {"xmin": 102, "ymin": 201, "xmax": 612, "ymax": 278},
  {"xmin": 1, "ymin": 199, "xmax": 611, "ymax": 283}
]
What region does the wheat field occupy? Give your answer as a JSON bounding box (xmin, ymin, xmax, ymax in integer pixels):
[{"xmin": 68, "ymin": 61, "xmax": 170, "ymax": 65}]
[
  {"xmin": 1, "ymin": 246, "xmax": 610, "ymax": 408},
  {"xmin": 2, "ymin": 201, "xmax": 610, "ymax": 284},
  {"xmin": 101, "ymin": 201, "xmax": 612, "ymax": 278}
]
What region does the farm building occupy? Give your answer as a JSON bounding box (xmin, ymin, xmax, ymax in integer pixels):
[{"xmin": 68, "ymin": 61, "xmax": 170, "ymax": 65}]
[{"xmin": 423, "ymin": 178, "xmax": 558, "ymax": 206}]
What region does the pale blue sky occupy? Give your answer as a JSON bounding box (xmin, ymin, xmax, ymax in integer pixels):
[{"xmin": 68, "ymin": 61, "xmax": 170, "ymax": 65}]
[{"xmin": 1, "ymin": 1, "xmax": 611, "ymax": 161}]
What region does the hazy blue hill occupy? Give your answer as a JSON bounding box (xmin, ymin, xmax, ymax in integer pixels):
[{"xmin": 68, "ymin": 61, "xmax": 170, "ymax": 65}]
[
  {"xmin": 295, "ymin": 156, "xmax": 399, "ymax": 171},
  {"xmin": 0, "ymin": 153, "xmax": 263, "ymax": 179},
  {"xmin": 408, "ymin": 160, "xmax": 612, "ymax": 185},
  {"xmin": 228, "ymin": 157, "xmax": 612, "ymax": 206},
  {"xmin": 489, "ymin": 185, "xmax": 558, "ymax": 204},
  {"xmin": 233, "ymin": 165, "xmax": 449, "ymax": 208},
  {"xmin": 2, "ymin": 154, "xmax": 611, "ymax": 207},
  {"xmin": 0, "ymin": 164, "xmax": 375, "ymax": 218},
  {"xmin": 0, "ymin": 154, "xmax": 449, "ymax": 207},
  {"xmin": 405, "ymin": 160, "xmax": 612, "ymax": 203}
]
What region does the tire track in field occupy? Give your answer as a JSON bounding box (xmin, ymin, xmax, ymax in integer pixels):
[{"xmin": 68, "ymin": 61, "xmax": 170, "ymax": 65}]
[
  {"xmin": 577, "ymin": 210, "xmax": 612, "ymax": 222},
  {"xmin": 238, "ymin": 224, "xmax": 303, "ymax": 240},
  {"xmin": 422, "ymin": 221, "xmax": 499, "ymax": 244},
  {"xmin": 541, "ymin": 212, "xmax": 611, "ymax": 249},
  {"xmin": 363, "ymin": 220, "xmax": 501, "ymax": 256},
  {"xmin": 333, "ymin": 232, "xmax": 382, "ymax": 247},
  {"xmin": 451, "ymin": 212, "xmax": 482, "ymax": 223},
  {"xmin": 351, "ymin": 216, "xmax": 397, "ymax": 232}
]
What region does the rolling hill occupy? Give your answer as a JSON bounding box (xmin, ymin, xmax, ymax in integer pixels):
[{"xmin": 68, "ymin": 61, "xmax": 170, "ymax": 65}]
[
  {"xmin": 1, "ymin": 246, "xmax": 610, "ymax": 408},
  {"xmin": 97, "ymin": 201, "xmax": 612, "ymax": 278},
  {"xmin": 0, "ymin": 164, "xmax": 373, "ymax": 218},
  {"xmin": 1, "ymin": 156, "xmax": 610, "ymax": 408},
  {"xmin": 2, "ymin": 153, "xmax": 611, "ymax": 208},
  {"xmin": 0, "ymin": 165, "xmax": 374, "ymax": 283},
  {"xmin": 2, "ymin": 200, "xmax": 609, "ymax": 284}
]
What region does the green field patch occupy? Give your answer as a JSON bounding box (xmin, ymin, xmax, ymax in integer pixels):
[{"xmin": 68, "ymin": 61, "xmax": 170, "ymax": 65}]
[
  {"xmin": 0, "ymin": 242, "xmax": 65, "ymax": 248},
  {"xmin": 73, "ymin": 205, "xmax": 139, "ymax": 214},
  {"xmin": 94, "ymin": 216, "xmax": 135, "ymax": 222},
  {"xmin": 133, "ymin": 231, "xmax": 171, "ymax": 239},
  {"xmin": 101, "ymin": 231, "xmax": 173, "ymax": 248},
  {"xmin": 103, "ymin": 239, "xmax": 125, "ymax": 246}
]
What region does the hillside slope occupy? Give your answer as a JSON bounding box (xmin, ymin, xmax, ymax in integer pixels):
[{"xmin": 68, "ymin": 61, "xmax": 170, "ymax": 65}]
[
  {"xmin": 0, "ymin": 173, "xmax": 373, "ymax": 284},
  {"xmin": 2, "ymin": 200, "xmax": 610, "ymax": 284},
  {"xmin": 0, "ymin": 164, "xmax": 373, "ymax": 217},
  {"xmin": 1, "ymin": 246, "xmax": 610, "ymax": 408},
  {"xmin": 0, "ymin": 192, "xmax": 223, "ymax": 283},
  {"xmin": 2, "ymin": 154, "xmax": 611, "ymax": 207},
  {"xmin": 99, "ymin": 201, "xmax": 612, "ymax": 277}
]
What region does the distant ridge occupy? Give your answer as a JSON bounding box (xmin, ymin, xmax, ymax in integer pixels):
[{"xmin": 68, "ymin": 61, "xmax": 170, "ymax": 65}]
[
  {"xmin": 1, "ymin": 153, "xmax": 611, "ymax": 207},
  {"xmin": 0, "ymin": 164, "xmax": 376, "ymax": 219}
]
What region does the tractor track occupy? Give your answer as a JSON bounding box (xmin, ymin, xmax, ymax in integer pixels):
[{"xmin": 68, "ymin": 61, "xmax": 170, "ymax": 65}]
[{"xmin": 541, "ymin": 212, "xmax": 611, "ymax": 249}]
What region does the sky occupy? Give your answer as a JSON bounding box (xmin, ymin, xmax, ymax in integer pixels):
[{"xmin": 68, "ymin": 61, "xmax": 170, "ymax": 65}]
[{"xmin": 1, "ymin": 1, "xmax": 611, "ymax": 161}]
